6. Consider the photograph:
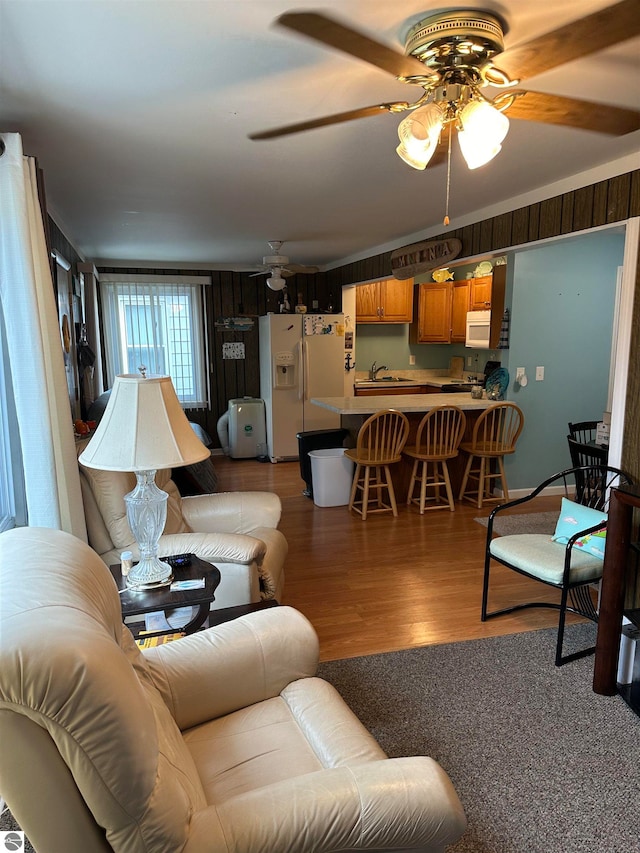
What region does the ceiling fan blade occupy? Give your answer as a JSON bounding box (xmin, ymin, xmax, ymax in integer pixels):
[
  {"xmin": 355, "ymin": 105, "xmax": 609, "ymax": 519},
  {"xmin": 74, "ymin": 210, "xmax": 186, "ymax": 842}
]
[
  {"xmin": 286, "ymin": 264, "xmax": 320, "ymax": 274},
  {"xmin": 249, "ymin": 103, "xmax": 400, "ymax": 140},
  {"xmin": 504, "ymin": 90, "xmax": 640, "ymax": 135},
  {"xmin": 497, "ymin": 0, "xmax": 640, "ymax": 82},
  {"xmin": 276, "ymin": 11, "xmax": 426, "ymax": 79}
]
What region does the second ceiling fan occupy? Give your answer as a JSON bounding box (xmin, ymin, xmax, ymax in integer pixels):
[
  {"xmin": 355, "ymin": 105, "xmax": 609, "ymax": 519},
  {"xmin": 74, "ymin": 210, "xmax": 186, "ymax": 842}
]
[{"xmin": 250, "ymin": 241, "xmax": 319, "ymax": 290}]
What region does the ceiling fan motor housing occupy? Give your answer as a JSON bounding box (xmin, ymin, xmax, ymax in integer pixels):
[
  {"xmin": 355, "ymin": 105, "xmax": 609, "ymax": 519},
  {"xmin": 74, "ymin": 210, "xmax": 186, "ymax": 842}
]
[
  {"xmin": 263, "ymin": 254, "xmax": 289, "ymax": 266},
  {"xmin": 405, "ymin": 10, "xmax": 505, "ymax": 72}
]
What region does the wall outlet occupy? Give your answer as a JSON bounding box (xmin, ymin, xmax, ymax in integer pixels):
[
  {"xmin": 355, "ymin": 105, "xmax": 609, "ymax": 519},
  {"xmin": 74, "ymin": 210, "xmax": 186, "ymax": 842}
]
[
  {"xmin": 409, "ymin": 355, "xmax": 416, "ymax": 365},
  {"xmin": 536, "ymin": 366, "xmax": 544, "ymax": 381},
  {"xmin": 467, "ymin": 357, "xmax": 472, "ymax": 367}
]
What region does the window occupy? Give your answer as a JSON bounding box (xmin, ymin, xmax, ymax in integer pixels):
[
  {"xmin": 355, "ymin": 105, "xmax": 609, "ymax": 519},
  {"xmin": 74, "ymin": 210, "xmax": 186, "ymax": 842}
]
[{"xmin": 100, "ymin": 275, "xmax": 209, "ymax": 408}]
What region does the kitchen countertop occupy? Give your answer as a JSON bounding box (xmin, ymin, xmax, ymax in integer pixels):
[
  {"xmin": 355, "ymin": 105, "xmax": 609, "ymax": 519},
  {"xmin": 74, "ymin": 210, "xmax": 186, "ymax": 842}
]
[
  {"xmin": 353, "ymin": 373, "xmax": 478, "ymax": 390},
  {"xmin": 311, "ymin": 393, "xmax": 494, "ymax": 415}
]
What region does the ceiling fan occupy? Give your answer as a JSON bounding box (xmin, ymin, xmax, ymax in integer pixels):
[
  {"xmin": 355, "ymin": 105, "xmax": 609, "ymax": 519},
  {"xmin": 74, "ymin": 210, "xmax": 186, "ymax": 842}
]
[
  {"xmin": 249, "ymin": 2, "xmax": 640, "ymax": 179},
  {"xmin": 250, "ymin": 241, "xmax": 319, "ymax": 290}
]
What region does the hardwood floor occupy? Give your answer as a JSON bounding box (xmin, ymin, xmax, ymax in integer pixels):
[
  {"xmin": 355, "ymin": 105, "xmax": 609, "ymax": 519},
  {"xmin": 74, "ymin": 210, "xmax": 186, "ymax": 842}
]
[{"xmin": 214, "ymin": 454, "xmax": 582, "ymax": 662}]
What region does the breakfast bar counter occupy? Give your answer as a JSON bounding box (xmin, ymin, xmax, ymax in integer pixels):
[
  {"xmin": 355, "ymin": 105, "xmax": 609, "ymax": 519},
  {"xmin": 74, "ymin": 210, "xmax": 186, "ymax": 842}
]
[
  {"xmin": 311, "ymin": 392, "xmax": 493, "ymax": 416},
  {"xmin": 311, "ymin": 393, "xmax": 496, "ymax": 501}
]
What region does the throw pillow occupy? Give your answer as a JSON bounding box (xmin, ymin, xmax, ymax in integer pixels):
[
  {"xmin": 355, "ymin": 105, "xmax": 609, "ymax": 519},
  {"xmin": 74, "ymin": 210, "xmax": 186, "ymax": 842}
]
[{"xmin": 552, "ymin": 497, "xmax": 607, "ymax": 560}]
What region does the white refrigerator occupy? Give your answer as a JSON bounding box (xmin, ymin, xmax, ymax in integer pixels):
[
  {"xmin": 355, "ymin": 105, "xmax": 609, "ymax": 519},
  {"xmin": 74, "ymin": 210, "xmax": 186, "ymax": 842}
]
[{"xmin": 259, "ymin": 313, "xmax": 345, "ymax": 462}]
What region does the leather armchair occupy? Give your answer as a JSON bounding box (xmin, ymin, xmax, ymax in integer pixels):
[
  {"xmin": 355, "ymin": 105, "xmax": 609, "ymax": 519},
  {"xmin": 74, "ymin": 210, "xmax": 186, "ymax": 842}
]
[
  {"xmin": 0, "ymin": 528, "xmax": 466, "ymax": 853},
  {"xmin": 78, "ymin": 440, "xmax": 286, "ymax": 608}
]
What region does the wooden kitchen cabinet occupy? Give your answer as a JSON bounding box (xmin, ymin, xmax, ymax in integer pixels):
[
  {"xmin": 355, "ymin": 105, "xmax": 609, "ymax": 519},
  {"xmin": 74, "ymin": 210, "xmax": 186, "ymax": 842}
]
[
  {"xmin": 470, "ymin": 275, "xmax": 493, "ymax": 309},
  {"xmin": 411, "ymin": 280, "xmax": 469, "ymax": 344},
  {"xmin": 411, "ymin": 267, "xmax": 506, "ymax": 345},
  {"xmin": 412, "ymin": 282, "xmax": 451, "ymax": 343},
  {"xmin": 356, "ymin": 278, "xmax": 413, "ymax": 323},
  {"xmin": 451, "ymin": 280, "xmax": 471, "ymax": 342}
]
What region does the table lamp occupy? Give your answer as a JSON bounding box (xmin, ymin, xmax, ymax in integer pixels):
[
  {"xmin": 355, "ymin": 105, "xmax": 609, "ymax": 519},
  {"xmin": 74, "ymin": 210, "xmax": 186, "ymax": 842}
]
[{"xmin": 78, "ymin": 371, "xmax": 210, "ymax": 590}]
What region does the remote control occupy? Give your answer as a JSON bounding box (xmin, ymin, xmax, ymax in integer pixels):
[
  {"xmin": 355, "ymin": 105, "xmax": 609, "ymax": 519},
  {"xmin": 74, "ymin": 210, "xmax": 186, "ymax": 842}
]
[{"xmin": 163, "ymin": 553, "xmax": 194, "ymax": 568}]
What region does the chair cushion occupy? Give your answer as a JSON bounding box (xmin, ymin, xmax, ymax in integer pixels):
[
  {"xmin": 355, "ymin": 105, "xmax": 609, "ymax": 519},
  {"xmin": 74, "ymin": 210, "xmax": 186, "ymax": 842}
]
[
  {"xmin": 490, "ymin": 534, "xmax": 604, "ymax": 584},
  {"xmin": 182, "ymin": 677, "xmax": 386, "ymax": 806},
  {"xmin": 552, "ymin": 497, "xmax": 607, "ymax": 560}
]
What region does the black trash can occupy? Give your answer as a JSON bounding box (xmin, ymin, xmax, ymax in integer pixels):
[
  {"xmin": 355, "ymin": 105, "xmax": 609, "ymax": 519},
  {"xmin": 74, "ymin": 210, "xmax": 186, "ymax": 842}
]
[{"xmin": 296, "ymin": 428, "xmax": 349, "ymax": 498}]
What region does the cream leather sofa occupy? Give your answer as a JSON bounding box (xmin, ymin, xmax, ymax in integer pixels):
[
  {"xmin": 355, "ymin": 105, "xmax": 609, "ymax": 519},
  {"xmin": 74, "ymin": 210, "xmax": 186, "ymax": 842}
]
[
  {"xmin": 78, "ymin": 440, "xmax": 286, "ymax": 608},
  {"xmin": 0, "ymin": 527, "xmax": 467, "ymax": 853}
]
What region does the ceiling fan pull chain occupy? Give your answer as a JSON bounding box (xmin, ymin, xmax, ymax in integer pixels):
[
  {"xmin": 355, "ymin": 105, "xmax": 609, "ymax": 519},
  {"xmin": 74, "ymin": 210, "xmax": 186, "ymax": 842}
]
[{"xmin": 444, "ymin": 124, "xmax": 452, "ymax": 227}]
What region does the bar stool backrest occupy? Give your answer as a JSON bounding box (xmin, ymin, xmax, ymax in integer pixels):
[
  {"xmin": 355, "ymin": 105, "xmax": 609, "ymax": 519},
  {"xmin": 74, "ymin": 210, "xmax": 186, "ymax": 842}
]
[
  {"xmin": 471, "ymin": 402, "xmax": 524, "ymax": 456},
  {"xmin": 414, "ymin": 406, "xmax": 466, "ymax": 459},
  {"xmin": 355, "ymin": 409, "xmax": 410, "ymax": 464}
]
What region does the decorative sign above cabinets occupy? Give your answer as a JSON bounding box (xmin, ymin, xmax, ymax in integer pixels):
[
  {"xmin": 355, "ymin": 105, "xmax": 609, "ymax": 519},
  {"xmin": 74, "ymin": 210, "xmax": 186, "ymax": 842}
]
[{"xmin": 390, "ymin": 238, "xmax": 462, "ymax": 280}]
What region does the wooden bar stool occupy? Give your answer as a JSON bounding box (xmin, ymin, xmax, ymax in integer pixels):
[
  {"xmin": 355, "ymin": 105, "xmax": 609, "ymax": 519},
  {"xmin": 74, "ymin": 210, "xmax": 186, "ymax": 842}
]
[
  {"xmin": 458, "ymin": 402, "xmax": 524, "ymax": 508},
  {"xmin": 404, "ymin": 405, "xmax": 466, "ymax": 513},
  {"xmin": 345, "ymin": 409, "xmax": 409, "ymax": 520}
]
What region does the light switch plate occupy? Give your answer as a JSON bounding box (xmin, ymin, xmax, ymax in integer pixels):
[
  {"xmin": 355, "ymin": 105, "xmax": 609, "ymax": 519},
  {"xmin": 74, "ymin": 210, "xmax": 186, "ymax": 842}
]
[{"xmin": 536, "ymin": 366, "xmax": 544, "ymax": 381}]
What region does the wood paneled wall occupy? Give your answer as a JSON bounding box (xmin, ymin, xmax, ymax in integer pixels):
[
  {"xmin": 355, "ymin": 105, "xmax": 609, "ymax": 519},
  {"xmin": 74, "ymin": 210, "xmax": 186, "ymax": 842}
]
[{"xmin": 323, "ymin": 171, "xmax": 640, "ymax": 286}]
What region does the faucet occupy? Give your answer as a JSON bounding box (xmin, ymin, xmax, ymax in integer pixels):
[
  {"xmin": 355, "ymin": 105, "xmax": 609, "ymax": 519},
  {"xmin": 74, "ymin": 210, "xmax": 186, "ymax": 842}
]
[{"xmin": 369, "ymin": 361, "xmax": 388, "ymax": 381}]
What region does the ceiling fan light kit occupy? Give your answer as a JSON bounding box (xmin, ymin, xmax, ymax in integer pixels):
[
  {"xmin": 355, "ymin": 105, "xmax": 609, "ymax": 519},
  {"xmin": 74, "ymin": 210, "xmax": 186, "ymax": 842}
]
[
  {"xmin": 252, "ymin": 3, "xmax": 640, "ymax": 220},
  {"xmin": 266, "ymin": 271, "xmax": 286, "ymax": 290}
]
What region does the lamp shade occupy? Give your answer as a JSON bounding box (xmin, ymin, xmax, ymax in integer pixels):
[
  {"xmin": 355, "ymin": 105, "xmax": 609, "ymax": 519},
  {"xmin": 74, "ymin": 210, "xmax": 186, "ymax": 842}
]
[
  {"xmin": 78, "ymin": 374, "xmax": 210, "ymax": 472},
  {"xmin": 458, "ymin": 99, "xmax": 509, "ymax": 169}
]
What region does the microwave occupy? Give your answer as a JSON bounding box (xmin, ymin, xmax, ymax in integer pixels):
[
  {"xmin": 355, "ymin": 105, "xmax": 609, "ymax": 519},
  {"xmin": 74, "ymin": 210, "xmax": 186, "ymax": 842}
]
[{"xmin": 465, "ymin": 310, "xmax": 491, "ymax": 349}]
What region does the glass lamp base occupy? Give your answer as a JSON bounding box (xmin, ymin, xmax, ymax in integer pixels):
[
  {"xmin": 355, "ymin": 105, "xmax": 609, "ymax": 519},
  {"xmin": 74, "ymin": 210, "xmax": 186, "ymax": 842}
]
[
  {"xmin": 125, "ymin": 556, "xmax": 173, "ymax": 591},
  {"xmin": 124, "ymin": 469, "xmax": 174, "ymax": 590}
]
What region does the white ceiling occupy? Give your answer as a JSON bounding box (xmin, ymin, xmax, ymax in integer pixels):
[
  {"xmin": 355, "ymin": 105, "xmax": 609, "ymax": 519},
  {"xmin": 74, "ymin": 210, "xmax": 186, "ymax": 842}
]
[{"xmin": 1, "ymin": 0, "xmax": 639, "ymax": 271}]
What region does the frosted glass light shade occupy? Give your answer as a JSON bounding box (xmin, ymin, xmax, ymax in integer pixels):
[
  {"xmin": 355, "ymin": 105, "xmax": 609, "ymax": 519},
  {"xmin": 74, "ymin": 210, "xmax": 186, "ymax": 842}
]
[
  {"xmin": 396, "ymin": 103, "xmax": 443, "ymax": 170},
  {"xmin": 267, "ymin": 274, "xmax": 286, "ymax": 290},
  {"xmin": 78, "ymin": 374, "xmax": 210, "ymax": 472},
  {"xmin": 458, "ymin": 99, "xmax": 509, "ymax": 169}
]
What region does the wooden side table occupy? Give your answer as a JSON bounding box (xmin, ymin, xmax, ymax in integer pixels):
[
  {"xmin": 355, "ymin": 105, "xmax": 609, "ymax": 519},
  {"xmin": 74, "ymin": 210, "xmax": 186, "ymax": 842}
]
[{"xmin": 110, "ymin": 555, "xmax": 221, "ymax": 639}]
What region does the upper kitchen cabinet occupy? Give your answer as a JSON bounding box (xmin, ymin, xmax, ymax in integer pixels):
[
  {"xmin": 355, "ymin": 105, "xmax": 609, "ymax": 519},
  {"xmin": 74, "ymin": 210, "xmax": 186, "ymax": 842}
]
[
  {"xmin": 356, "ymin": 278, "xmax": 414, "ymax": 323},
  {"xmin": 451, "ymin": 280, "xmax": 471, "ymax": 342},
  {"xmin": 412, "ymin": 282, "xmax": 452, "ymax": 343},
  {"xmin": 411, "ymin": 265, "xmax": 506, "ymax": 345},
  {"xmin": 469, "ymin": 275, "xmax": 493, "ymax": 309},
  {"xmin": 411, "ymin": 280, "xmax": 470, "ymax": 343}
]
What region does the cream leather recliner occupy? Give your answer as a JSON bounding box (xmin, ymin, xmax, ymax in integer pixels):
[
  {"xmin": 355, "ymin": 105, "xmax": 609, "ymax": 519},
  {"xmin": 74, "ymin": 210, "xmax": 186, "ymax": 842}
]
[
  {"xmin": 77, "ymin": 439, "xmax": 286, "ymax": 608},
  {"xmin": 0, "ymin": 527, "xmax": 466, "ymax": 853}
]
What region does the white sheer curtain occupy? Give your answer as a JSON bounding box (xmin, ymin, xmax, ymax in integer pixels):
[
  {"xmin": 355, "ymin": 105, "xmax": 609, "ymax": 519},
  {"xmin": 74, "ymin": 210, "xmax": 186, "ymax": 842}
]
[{"xmin": 0, "ymin": 132, "xmax": 86, "ymax": 538}]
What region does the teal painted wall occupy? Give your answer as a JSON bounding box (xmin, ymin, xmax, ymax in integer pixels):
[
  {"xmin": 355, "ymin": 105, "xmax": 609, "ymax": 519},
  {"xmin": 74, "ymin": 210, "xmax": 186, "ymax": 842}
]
[
  {"xmin": 501, "ymin": 229, "xmax": 624, "ymax": 490},
  {"xmin": 356, "ymin": 318, "xmax": 500, "ymax": 375}
]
